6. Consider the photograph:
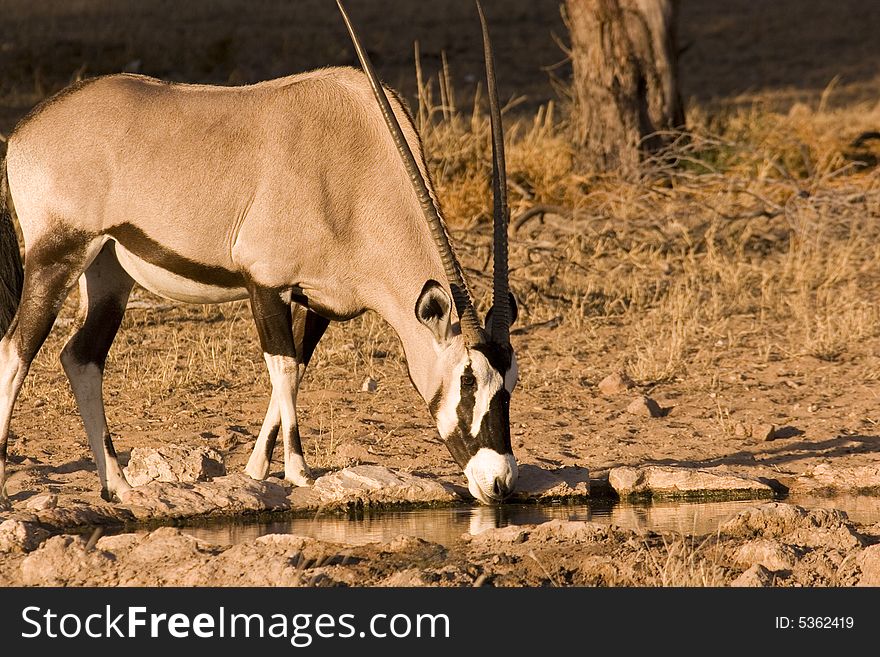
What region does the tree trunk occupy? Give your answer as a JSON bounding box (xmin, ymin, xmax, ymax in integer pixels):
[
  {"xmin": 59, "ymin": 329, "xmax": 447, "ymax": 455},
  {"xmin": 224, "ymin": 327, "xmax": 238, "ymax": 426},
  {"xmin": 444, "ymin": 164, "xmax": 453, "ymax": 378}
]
[{"xmin": 566, "ymin": 0, "xmax": 684, "ymax": 175}]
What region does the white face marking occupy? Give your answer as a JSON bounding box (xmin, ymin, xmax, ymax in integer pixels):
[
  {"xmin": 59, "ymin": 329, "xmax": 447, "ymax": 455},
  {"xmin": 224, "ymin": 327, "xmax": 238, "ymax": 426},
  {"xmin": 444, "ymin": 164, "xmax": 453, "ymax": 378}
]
[
  {"xmin": 434, "ymin": 359, "xmax": 464, "ymax": 440},
  {"xmin": 468, "ymin": 350, "xmax": 502, "ymax": 437},
  {"xmin": 464, "ymin": 448, "xmax": 518, "ymax": 504}
]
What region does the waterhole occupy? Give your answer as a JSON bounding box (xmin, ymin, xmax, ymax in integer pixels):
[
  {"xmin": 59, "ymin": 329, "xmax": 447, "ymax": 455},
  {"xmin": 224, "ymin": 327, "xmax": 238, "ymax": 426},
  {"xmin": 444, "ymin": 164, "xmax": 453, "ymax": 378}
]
[{"xmin": 176, "ymin": 494, "xmax": 880, "ymax": 546}]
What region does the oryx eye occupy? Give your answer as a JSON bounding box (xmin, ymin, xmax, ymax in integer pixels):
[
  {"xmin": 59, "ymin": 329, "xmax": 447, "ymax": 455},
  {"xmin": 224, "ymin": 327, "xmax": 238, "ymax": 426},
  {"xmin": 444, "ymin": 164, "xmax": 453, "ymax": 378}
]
[{"xmin": 461, "ymin": 373, "xmax": 476, "ymax": 387}]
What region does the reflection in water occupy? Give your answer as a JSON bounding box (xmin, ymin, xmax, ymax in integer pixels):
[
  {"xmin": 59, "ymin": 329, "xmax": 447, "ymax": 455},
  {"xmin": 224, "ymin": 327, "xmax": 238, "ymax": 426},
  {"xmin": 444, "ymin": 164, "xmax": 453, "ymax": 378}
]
[{"xmin": 180, "ymin": 495, "xmax": 880, "ymax": 547}]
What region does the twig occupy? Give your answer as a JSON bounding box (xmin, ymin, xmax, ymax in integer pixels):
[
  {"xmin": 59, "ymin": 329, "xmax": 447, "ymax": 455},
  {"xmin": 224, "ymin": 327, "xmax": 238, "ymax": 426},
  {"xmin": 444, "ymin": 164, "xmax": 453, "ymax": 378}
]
[{"xmin": 512, "ymin": 204, "xmax": 571, "ymax": 232}]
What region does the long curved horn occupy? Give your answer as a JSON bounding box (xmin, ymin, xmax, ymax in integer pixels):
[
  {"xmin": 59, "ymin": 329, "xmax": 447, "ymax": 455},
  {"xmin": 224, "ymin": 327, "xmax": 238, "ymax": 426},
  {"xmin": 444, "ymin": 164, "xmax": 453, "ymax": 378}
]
[
  {"xmin": 336, "ymin": 0, "xmax": 484, "ymax": 345},
  {"xmin": 477, "ymin": 1, "xmax": 511, "ymax": 344}
]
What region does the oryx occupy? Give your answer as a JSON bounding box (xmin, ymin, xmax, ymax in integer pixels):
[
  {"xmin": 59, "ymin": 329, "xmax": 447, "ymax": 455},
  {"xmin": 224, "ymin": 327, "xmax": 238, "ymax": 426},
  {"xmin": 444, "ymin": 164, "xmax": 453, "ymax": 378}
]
[{"xmin": 0, "ymin": 1, "xmax": 518, "ymax": 508}]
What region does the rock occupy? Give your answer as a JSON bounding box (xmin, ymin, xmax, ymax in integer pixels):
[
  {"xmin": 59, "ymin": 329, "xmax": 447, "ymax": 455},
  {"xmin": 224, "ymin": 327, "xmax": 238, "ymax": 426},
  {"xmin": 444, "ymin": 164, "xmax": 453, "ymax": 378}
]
[
  {"xmin": 313, "ymin": 465, "xmax": 457, "ymax": 506},
  {"xmin": 360, "ymin": 377, "xmax": 378, "ymax": 393},
  {"xmin": 733, "ymin": 539, "xmax": 797, "ymax": 572},
  {"xmin": 121, "ymin": 473, "xmax": 291, "ymax": 520},
  {"xmin": 609, "ymin": 465, "xmax": 774, "ymax": 500},
  {"xmin": 528, "ymin": 519, "xmax": 608, "ymax": 543},
  {"xmin": 511, "ymin": 465, "xmax": 590, "ymax": 501},
  {"xmin": 0, "ymin": 518, "xmax": 50, "ymax": 553},
  {"xmin": 379, "ymin": 569, "xmax": 433, "ymax": 587},
  {"xmin": 734, "ymin": 423, "xmax": 748, "ymax": 438},
  {"xmin": 26, "ymin": 493, "xmax": 58, "ymax": 511},
  {"xmin": 598, "ymin": 371, "xmax": 635, "ymax": 395},
  {"xmin": 789, "ymin": 463, "xmax": 880, "ymax": 495},
  {"xmin": 20, "ymin": 535, "xmax": 117, "ymax": 586},
  {"xmin": 334, "ymin": 442, "xmax": 374, "ymax": 466},
  {"xmin": 856, "ymin": 545, "xmax": 880, "ymax": 586},
  {"xmin": 123, "ymin": 444, "xmax": 226, "ymax": 487},
  {"xmin": 33, "ymin": 503, "xmax": 134, "ymax": 528},
  {"xmin": 625, "ymin": 396, "xmax": 664, "ymax": 418},
  {"xmin": 730, "ymin": 563, "xmax": 774, "ymax": 587},
  {"xmin": 719, "ymin": 503, "xmax": 863, "ymax": 550},
  {"xmin": 467, "ymin": 524, "xmax": 529, "ymax": 544},
  {"xmin": 127, "ymin": 527, "xmax": 213, "ymax": 564},
  {"xmin": 755, "ymin": 423, "xmax": 777, "ymax": 441},
  {"xmin": 96, "ymin": 533, "xmax": 141, "ymax": 553}
]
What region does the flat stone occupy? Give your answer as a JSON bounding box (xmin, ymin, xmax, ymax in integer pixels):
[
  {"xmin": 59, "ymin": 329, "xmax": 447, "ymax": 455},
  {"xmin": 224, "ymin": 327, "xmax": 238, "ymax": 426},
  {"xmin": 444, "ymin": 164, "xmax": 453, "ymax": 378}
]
[
  {"xmin": 360, "ymin": 377, "xmax": 378, "ymax": 393},
  {"xmin": 856, "ymin": 545, "xmax": 880, "ymax": 586},
  {"xmin": 0, "ymin": 518, "xmax": 50, "ymax": 553},
  {"xmin": 511, "ymin": 464, "xmax": 590, "ymax": 501},
  {"xmin": 33, "ymin": 503, "xmax": 134, "ymax": 528},
  {"xmin": 124, "ymin": 444, "xmax": 226, "ymax": 487},
  {"xmin": 121, "ymin": 473, "xmax": 291, "ymax": 520},
  {"xmin": 20, "ymin": 535, "xmax": 117, "ymax": 586},
  {"xmin": 26, "ymin": 493, "xmax": 58, "ymax": 511},
  {"xmin": 312, "ymin": 465, "xmax": 457, "ymax": 506},
  {"xmin": 789, "ymin": 463, "xmax": 880, "ymax": 495},
  {"xmin": 466, "ymin": 524, "xmax": 530, "ymax": 544},
  {"xmin": 755, "ymin": 423, "xmax": 777, "ymax": 441},
  {"xmin": 730, "ymin": 563, "xmax": 774, "ymax": 587},
  {"xmin": 719, "ymin": 502, "xmax": 863, "ymax": 550},
  {"xmin": 625, "ymin": 396, "xmax": 664, "ymax": 418},
  {"xmin": 609, "ymin": 465, "xmax": 774, "ymax": 500},
  {"xmin": 598, "ymin": 371, "xmax": 635, "ymax": 395},
  {"xmin": 733, "ymin": 539, "xmax": 797, "ymax": 572}
]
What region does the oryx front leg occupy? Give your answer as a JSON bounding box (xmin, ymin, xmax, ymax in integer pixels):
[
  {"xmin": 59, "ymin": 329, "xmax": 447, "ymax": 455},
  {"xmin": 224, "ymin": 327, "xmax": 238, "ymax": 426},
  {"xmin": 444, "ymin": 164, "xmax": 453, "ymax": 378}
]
[
  {"xmin": 60, "ymin": 243, "xmax": 134, "ymax": 502},
  {"xmin": 263, "ymin": 354, "xmax": 311, "ymax": 486},
  {"xmin": 248, "ymin": 288, "xmax": 313, "ymax": 487},
  {"xmin": 245, "ymin": 304, "xmax": 328, "ymax": 481},
  {"xmin": 244, "ymin": 394, "xmax": 280, "ymax": 480}
]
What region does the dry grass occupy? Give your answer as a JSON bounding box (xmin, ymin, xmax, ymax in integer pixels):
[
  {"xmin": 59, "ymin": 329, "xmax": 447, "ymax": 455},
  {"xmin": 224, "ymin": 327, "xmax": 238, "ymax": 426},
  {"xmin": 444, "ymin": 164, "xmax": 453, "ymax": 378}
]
[{"xmin": 410, "ymin": 66, "xmax": 880, "ymax": 386}]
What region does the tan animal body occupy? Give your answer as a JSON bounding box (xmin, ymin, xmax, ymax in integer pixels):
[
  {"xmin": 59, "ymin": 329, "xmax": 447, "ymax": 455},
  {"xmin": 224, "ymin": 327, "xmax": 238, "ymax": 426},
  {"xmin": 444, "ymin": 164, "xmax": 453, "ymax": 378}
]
[{"xmin": 0, "ymin": 1, "xmax": 518, "ymax": 507}]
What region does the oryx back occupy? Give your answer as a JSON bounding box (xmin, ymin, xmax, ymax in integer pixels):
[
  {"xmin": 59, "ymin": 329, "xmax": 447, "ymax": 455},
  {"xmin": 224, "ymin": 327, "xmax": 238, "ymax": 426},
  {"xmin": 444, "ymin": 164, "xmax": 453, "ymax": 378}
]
[{"xmin": 6, "ymin": 68, "xmax": 441, "ymax": 316}]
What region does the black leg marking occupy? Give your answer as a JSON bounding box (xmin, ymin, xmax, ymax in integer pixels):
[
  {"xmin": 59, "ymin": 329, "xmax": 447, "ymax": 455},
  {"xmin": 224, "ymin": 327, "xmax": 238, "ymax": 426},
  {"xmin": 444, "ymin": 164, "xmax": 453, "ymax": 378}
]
[
  {"xmin": 59, "ymin": 242, "xmax": 134, "ymax": 498},
  {"xmin": 292, "ymin": 304, "xmax": 330, "ymax": 366}
]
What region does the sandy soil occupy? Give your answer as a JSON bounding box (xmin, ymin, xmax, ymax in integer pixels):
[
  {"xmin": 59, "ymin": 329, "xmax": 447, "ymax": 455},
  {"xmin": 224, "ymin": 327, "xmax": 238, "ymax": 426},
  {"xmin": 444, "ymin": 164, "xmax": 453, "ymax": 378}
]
[{"xmin": 0, "ymin": 1, "xmax": 879, "ymax": 586}]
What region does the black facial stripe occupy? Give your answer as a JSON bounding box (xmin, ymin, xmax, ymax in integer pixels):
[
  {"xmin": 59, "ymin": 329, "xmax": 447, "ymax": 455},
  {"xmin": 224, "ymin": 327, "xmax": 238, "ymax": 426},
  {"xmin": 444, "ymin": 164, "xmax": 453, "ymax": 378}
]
[
  {"xmin": 476, "ymin": 389, "xmax": 513, "ymax": 453},
  {"xmin": 428, "ymin": 385, "xmax": 443, "ymax": 419},
  {"xmin": 455, "ymin": 364, "xmax": 477, "ymax": 438},
  {"xmin": 439, "ymin": 364, "xmax": 477, "ymax": 468}
]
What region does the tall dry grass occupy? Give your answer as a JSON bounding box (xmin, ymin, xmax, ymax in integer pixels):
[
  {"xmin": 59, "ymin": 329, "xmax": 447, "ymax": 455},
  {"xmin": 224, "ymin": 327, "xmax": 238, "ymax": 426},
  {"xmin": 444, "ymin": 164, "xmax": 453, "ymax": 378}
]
[{"xmin": 413, "ymin": 64, "xmax": 880, "ymax": 383}]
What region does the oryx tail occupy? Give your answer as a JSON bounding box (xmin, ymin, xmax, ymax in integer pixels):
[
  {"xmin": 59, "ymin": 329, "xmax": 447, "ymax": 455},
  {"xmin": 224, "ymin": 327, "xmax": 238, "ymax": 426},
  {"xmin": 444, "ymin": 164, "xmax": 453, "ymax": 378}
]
[{"xmin": 0, "ymin": 159, "xmax": 23, "ymax": 336}]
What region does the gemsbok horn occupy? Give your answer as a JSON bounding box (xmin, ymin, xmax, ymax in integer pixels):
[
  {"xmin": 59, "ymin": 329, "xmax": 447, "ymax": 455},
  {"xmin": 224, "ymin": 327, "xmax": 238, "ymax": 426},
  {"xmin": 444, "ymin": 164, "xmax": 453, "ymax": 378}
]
[{"xmin": 0, "ymin": 0, "xmax": 518, "ymax": 508}]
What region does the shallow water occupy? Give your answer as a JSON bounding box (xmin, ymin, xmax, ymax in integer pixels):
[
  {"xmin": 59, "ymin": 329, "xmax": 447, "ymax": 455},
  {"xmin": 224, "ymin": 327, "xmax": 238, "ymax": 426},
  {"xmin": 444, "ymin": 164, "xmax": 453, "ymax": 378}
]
[{"xmin": 178, "ymin": 494, "xmax": 880, "ymax": 546}]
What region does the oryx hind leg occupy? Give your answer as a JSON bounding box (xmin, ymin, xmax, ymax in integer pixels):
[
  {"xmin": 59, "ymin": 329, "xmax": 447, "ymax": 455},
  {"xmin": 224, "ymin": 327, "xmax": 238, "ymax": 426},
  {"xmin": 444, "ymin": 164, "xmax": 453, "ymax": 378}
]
[
  {"xmin": 60, "ymin": 242, "xmax": 134, "ymax": 502},
  {"xmin": 0, "ymin": 232, "xmax": 101, "ymax": 508},
  {"xmin": 247, "ymin": 290, "xmax": 329, "ymax": 486}
]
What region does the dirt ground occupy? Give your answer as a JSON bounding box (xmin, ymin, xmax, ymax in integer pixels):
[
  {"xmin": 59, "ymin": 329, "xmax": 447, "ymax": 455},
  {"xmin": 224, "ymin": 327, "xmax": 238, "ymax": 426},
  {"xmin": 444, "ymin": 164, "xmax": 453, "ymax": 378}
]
[{"xmin": 1, "ymin": 1, "xmax": 879, "ymax": 586}]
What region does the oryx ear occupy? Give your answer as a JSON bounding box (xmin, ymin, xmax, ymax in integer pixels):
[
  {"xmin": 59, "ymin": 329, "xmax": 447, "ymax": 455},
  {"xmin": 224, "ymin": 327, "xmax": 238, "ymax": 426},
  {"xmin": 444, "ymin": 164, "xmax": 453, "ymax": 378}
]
[
  {"xmin": 485, "ymin": 292, "xmax": 519, "ymax": 342},
  {"xmin": 416, "ymin": 280, "xmax": 453, "ymax": 344}
]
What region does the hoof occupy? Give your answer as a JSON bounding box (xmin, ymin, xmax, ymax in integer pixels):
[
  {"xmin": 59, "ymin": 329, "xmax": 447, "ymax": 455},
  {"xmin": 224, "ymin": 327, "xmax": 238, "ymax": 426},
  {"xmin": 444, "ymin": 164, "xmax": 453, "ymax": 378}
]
[
  {"xmin": 101, "ymin": 486, "xmax": 133, "ymax": 504},
  {"xmin": 286, "ymin": 474, "xmax": 314, "ymax": 487},
  {"xmin": 244, "ymin": 463, "xmax": 270, "ymax": 481}
]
